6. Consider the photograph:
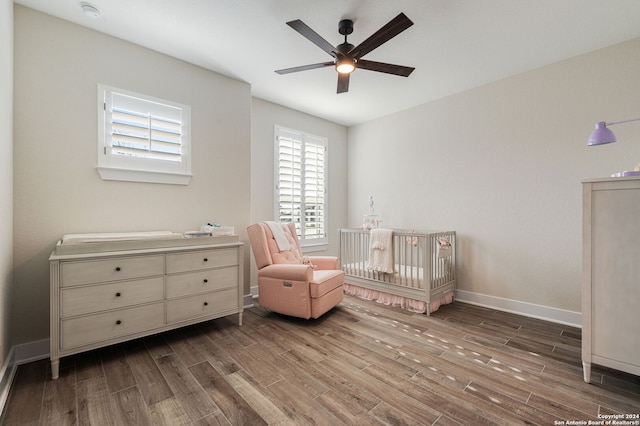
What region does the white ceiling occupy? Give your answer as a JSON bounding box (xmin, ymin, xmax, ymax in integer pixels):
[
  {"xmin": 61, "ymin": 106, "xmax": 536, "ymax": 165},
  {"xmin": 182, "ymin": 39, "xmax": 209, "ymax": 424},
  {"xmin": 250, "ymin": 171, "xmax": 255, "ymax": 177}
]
[{"xmin": 14, "ymin": 0, "xmax": 640, "ymax": 126}]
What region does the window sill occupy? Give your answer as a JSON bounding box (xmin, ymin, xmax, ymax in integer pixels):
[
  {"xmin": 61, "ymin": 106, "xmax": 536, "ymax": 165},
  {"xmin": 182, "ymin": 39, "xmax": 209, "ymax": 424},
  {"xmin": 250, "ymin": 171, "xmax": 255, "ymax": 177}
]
[
  {"xmin": 96, "ymin": 167, "xmax": 192, "ymax": 185},
  {"xmin": 301, "ymin": 243, "xmax": 328, "ymax": 253}
]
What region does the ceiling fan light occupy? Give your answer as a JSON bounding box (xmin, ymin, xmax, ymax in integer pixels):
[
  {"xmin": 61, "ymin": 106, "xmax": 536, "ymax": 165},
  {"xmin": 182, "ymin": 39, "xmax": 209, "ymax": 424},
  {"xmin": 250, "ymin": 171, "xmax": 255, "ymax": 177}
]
[{"xmin": 336, "ymin": 58, "xmax": 355, "ymax": 74}]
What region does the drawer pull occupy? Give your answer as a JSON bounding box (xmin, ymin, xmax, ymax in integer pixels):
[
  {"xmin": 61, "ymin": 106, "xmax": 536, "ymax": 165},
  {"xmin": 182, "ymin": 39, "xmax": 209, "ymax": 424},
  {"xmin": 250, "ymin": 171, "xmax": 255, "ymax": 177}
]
[
  {"xmin": 115, "ymin": 267, "xmax": 121, "ymax": 272},
  {"xmin": 115, "ymin": 292, "xmax": 121, "ymax": 297},
  {"xmin": 203, "ymin": 258, "xmax": 208, "ymax": 262},
  {"xmin": 203, "ymin": 279, "xmax": 208, "ymax": 284},
  {"xmin": 116, "ymin": 320, "xmax": 122, "ymax": 325},
  {"xmin": 203, "ymin": 301, "xmax": 208, "ymax": 306}
]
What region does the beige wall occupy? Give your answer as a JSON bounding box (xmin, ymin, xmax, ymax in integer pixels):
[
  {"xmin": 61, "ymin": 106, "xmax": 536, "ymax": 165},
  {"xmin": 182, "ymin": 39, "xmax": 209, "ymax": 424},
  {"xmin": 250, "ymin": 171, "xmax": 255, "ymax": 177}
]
[
  {"xmin": 0, "ymin": 0, "xmax": 13, "ymax": 368},
  {"xmin": 348, "ymin": 37, "xmax": 640, "ymax": 314},
  {"xmin": 12, "ymin": 6, "xmax": 251, "ymax": 345},
  {"xmin": 250, "ymin": 98, "xmax": 348, "ymax": 292}
]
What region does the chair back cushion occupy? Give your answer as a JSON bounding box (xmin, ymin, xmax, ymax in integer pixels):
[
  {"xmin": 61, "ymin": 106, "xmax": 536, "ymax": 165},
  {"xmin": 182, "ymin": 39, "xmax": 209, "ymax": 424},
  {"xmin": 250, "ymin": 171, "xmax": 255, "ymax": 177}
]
[{"xmin": 247, "ymin": 222, "xmax": 303, "ymax": 269}]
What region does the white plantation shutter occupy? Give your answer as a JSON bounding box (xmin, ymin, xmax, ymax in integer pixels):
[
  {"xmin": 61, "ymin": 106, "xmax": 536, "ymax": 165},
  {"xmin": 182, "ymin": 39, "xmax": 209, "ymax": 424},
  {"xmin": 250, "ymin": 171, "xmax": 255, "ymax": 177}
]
[
  {"xmin": 303, "ymin": 141, "xmax": 326, "ymax": 240},
  {"xmin": 97, "ymin": 85, "xmax": 191, "ymax": 185},
  {"xmin": 110, "ymin": 107, "xmax": 182, "ymax": 162},
  {"xmin": 275, "ymin": 126, "xmax": 327, "ymax": 248},
  {"xmin": 277, "ymin": 133, "xmax": 302, "ymax": 224}
]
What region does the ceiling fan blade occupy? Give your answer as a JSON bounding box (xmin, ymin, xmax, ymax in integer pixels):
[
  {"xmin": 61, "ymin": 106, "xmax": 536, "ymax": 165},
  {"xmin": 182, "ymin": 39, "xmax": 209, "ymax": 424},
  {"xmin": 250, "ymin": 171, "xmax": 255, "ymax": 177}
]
[
  {"xmin": 349, "ymin": 13, "xmax": 414, "ymax": 59},
  {"xmin": 337, "ymin": 73, "xmax": 350, "ymax": 93},
  {"xmin": 356, "ymin": 59, "xmax": 415, "ymax": 77},
  {"xmin": 275, "ymin": 61, "xmax": 334, "ymax": 75},
  {"xmin": 287, "ymin": 20, "xmax": 337, "ymax": 57}
]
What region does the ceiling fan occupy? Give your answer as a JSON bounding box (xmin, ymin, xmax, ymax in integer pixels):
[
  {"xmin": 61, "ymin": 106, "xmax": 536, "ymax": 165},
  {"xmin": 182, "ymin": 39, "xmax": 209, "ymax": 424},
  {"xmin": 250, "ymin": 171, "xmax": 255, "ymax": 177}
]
[{"xmin": 275, "ymin": 13, "xmax": 415, "ymax": 94}]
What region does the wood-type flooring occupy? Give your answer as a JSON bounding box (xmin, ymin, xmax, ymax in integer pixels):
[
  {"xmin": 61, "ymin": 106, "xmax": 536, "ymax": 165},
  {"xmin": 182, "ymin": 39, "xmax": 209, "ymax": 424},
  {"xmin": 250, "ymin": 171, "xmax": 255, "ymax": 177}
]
[{"xmin": 2, "ymin": 295, "xmax": 639, "ymax": 425}]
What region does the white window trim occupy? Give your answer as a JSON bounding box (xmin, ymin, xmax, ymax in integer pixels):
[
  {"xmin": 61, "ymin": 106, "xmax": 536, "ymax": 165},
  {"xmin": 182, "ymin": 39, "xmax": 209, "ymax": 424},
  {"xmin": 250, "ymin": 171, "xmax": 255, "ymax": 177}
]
[
  {"xmin": 97, "ymin": 84, "xmax": 192, "ymax": 185},
  {"xmin": 274, "ymin": 125, "xmax": 328, "ymax": 252}
]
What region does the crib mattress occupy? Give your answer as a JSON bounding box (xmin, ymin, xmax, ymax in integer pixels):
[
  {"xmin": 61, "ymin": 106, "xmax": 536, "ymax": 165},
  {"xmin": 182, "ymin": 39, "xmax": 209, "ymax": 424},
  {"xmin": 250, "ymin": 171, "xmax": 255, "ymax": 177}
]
[{"xmin": 343, "ymin": 261, "xmax": 451, "ymax": 282}]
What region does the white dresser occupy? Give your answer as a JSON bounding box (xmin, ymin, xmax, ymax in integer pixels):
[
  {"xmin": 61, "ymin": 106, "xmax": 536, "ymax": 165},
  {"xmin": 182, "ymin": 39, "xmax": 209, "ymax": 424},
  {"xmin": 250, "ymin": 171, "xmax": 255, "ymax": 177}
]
[
  {"xmin": 582, "ymin": 177, "xmax": 640, "ymax": 382},
  {"xmin": 49, "ymin": 237, "xmax": 243, "ymax": 380}
]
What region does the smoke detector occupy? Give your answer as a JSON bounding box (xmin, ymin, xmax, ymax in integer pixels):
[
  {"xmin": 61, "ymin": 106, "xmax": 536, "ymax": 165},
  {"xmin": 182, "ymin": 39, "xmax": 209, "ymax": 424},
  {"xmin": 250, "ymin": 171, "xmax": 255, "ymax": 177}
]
[{"xmin": 80, "ymin": 3, "xmax": 101, "ymax": 19}]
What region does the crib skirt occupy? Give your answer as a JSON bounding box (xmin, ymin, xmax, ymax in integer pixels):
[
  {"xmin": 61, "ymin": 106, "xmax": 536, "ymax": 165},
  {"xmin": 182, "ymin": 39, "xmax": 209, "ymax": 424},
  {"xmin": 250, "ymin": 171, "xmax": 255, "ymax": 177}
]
[{"xmin": 344, "ymin": 283, "xmax": 454, "ymax": 314}]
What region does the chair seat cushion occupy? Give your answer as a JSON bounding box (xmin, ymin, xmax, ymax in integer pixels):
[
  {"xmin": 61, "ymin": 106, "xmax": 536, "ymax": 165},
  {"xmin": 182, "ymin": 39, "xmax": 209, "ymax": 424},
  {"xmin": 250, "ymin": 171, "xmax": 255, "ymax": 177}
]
[{"xmin": 310, "ymin": 270, "xmax": 344, "ymax": 299}]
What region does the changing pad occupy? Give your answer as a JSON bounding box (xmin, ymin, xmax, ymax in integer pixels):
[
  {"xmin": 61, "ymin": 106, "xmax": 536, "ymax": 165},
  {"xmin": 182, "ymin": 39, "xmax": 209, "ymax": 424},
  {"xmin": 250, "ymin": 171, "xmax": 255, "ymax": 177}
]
[{"xmin": 61, "ymin": 231, "xmax": 183, "ymax": 245}]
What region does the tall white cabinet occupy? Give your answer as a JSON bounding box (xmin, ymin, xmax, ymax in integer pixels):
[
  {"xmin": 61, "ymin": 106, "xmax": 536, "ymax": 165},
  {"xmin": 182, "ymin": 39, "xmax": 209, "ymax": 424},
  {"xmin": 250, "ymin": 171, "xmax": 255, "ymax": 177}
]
[
  {"xmin": 582, "ymin": 177, "xmax": 640, "ymax": 382},
  {"xmin": 50, "ymin": 237, "xmax": 243, "ymax": 380}
]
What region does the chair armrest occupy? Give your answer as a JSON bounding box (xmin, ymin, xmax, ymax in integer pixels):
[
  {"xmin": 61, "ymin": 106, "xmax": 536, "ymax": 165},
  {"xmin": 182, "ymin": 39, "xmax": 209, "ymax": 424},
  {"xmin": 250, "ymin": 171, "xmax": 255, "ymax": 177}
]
[
  {"xmin": 258, "ymin": 264, "xmax": 313, "ymax": 281},
  {"xmin": 307, "ymin": 256, "xmax": 339, "ymax": 270}
]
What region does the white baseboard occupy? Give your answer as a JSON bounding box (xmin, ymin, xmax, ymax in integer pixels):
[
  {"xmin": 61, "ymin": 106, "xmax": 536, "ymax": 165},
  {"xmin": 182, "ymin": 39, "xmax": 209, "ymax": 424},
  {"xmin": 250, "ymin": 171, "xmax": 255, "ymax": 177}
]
[
  {"xmin": 243, "ymin": 294, "xmax": 255, "ymax": 308},
  {"xmin": 0, "ymin": 338, "xmax": 49, "ymax": 417},
  {"xmin": 455, "ymin": 290, "xmax": 581, "ymax": 328},
  {"xmin": 0, "ymin": 346, "xmax": 17, "ymax": 418},
  {"xmin": 11, "ymin": 338, "xmax": 50, "ymax": 365}
]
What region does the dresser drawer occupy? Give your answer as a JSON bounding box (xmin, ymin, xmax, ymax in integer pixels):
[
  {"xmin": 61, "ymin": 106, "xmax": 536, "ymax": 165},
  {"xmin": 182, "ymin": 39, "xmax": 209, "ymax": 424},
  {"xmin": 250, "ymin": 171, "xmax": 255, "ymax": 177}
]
[
  {"xmin": 60, "ymin": 302, "xmax": 165, "ymax": 349},
  {"xmin": 166, "ymin": 288, "xmax": 238, "ymax": 324},
  {"xmin": 61, "ymin": 255, "xmax": 164, "ymax": 287},
  {"xmin": 61, "ymin": 277, "xmax": 164, "ymax": 318},
  {"xmin": 166, "ymin": 266, "xmax": 237, "ymax": 299},
  {"xmin": 166, "ymin": 248, "xmax": 237, "ymax": 274}
]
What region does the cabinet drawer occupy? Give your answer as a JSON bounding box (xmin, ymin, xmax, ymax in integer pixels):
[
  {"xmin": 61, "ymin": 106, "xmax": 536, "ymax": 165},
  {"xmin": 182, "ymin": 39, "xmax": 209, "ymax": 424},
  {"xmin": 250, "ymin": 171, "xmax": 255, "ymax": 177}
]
[
  {"xmin": 60, "ymin": 302, "xmax": 165, "ymax": 349},
  {"xmin": 166, "ymin": 288, "xmax": 238, "ymax": 324},
  {"xmin": 61, "ymin": 277, "xmax": 164, "ymax": 318},
  {"xmin": 166, "ymin": 266, "xmax": 237, "ymax": 299},
  {"xmin": 61, "ymin": 255, "xmax": 164, "ymax": 287},
  {"xmin": 166, "ymin": 248, "xmax": 237, "ymax": 274}
]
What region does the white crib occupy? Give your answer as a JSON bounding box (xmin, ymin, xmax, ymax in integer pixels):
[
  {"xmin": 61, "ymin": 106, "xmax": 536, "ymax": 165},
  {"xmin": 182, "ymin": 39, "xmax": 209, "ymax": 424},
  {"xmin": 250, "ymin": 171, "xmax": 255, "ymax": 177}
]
[{"xmin": 338, "ymin": 228, "xmax": 456, "ymax": 315}]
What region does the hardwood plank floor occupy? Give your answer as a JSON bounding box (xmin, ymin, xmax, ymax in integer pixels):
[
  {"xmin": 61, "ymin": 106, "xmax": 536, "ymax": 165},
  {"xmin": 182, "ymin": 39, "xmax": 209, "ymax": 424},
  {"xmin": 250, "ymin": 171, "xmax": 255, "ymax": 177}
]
[{"xmin": 2, "ymin": 296, "xmax": 639, "ymax": 425}]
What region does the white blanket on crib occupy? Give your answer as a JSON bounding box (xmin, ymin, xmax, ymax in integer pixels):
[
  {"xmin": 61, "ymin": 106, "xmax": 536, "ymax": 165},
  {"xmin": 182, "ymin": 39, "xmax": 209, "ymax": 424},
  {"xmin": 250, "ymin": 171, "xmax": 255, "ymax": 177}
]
[{"xmin": 367, "ymin": 228, "xmax": 394, "ymax": 273}]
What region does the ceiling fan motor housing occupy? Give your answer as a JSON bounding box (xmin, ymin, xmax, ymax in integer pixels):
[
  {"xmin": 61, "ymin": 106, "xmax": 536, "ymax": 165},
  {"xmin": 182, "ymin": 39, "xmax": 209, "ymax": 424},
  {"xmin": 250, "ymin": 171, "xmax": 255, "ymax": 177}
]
[
  {"xmin": 336, "ymin": 42, "xmax": 354, "ymax": 55},
  {"xmin": 338, "ymin": 19, "xmax": 354, "ymax": 35}
]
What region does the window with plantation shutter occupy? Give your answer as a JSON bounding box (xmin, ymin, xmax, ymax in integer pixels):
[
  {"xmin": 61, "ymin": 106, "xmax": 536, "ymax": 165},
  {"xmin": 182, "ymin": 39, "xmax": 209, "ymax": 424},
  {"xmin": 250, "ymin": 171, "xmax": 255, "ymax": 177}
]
[
  {"xmin": 97, "ymin": 84, "xmax": 191, "ymax": 185},
  {"xmin": 275, "ymin": 126, "xmax": 328, "ymax": 249}
]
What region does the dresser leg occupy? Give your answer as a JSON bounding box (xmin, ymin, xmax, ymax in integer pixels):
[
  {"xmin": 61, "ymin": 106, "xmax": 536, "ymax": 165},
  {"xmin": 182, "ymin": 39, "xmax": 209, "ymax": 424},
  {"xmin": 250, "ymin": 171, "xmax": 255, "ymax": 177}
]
[
  {"xmin": 582, "ymin": 361, "xmax": 591, "ymax": 383},
  {"xmin": 51, "ymin": 358, "xmax": 60, "ymax": 380},
  {"xmin": 238, "ymin": 312, "xmax": 243, "ymax": 326}
]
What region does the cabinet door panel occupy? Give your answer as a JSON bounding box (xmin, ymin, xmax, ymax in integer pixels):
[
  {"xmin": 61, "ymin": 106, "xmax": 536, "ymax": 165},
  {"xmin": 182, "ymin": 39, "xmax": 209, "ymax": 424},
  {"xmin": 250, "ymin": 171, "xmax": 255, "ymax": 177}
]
[{"xmin": 591, "ymin": 189, "xmax": 640, "ymax": 365}]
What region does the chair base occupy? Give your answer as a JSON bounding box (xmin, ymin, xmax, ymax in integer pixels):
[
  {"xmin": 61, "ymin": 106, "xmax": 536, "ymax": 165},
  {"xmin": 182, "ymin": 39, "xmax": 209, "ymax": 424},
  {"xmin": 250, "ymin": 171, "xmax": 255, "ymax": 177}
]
[
  {"xmin": 257, "ymin": 281, "xmax": 344, "ymax": 320},
  {"xmin": 310, "ymin": 285, "xmax": 344, "ymax": 319}
]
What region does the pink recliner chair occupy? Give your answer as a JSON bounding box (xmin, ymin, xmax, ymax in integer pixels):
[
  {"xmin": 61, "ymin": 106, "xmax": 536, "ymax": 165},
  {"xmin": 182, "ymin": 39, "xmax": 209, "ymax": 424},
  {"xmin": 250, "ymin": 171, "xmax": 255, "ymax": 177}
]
[{"xmin": 247, "ymin": 222, "xmax": 344, "ymax": 319}]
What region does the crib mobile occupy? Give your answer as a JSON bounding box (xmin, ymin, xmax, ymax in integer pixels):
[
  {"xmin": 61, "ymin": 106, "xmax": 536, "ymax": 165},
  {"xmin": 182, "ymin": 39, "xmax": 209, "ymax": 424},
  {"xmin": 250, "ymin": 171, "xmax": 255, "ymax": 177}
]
[{"xmin": 363, "ymin": 195, "xmax": 381, "ymax": 230}]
